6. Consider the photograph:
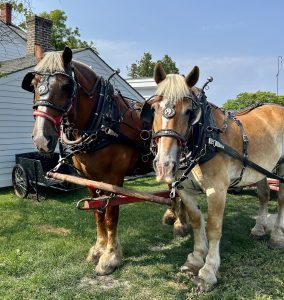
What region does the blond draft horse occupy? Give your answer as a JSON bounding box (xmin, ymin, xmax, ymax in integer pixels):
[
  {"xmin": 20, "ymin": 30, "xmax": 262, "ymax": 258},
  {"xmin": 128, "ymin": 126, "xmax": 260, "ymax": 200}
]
[
  {"xmin": 22, "ymin": 47, "xmax": 155, "ymax": 276},
  {"xmin": 147, "ymin": 63, "xmax": 284, "ymax": 291}
]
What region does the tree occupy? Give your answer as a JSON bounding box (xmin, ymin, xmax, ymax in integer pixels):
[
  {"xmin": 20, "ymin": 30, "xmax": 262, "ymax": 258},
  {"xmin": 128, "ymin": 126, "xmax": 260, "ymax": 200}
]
[
  {"xmin": 0, "ymin": 0, "xmax": 32, "ymax": 24},
  {"xmin": 158, "ymin": 54, "xmax": 179, "ymax": 74},
  {"xmin": 39, "ymin": 10, "xmax": 96, "ymax": 51},
  {"xmin": 127, "ymin": 52, "xmax": 179, "ymax": 78},
  {"xmin": 0, "ymin": 2, "xmax": 96, "ymax": 52},
  {"xmin": 127, "ymin": 52, "xmax": 155, "ymax": 78},
  {"xmin": 222, "ymin": 91, "xmax": 284, "ymax": 110},
  {"xmin": 0, "ymin": 1, "xmax": 32, "ymax": 45}
]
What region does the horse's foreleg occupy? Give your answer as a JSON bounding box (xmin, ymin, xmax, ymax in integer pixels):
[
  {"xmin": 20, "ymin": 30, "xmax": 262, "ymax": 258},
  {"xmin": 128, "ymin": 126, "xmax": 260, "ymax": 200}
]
[
  {"xmin": 173, "ymin": 200, "xmax": 191, "ymax": 237},
  {"xmin": 251, "ymin": 178, "xmax": 270, "ymax": 239},
  {"xmin": 162, "ymin": 197, "xmax": 177, "ymax": 225},
  {"xmin": 86, "ymin": 209, "xmax": 107, "ymax": 263},
  {"xmin": 95, "ymin": 205, "xmax": 123, "ymax": 275},
  {"xmin": 179, "ymin": 189, "xmax": 207, "ymax": 275},
  {"xmin": 270, "ymin": 163, "xmax": 284, "ymax": 249},
  {"xmin": 195, "ymin": 187, "xmax": 226, "ymax": 292}
]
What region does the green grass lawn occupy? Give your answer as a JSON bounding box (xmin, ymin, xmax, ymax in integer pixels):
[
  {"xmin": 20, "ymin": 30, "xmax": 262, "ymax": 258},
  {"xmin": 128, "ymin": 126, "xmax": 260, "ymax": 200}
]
[{"xmin": 0, "ymin": 178, "xmax": 283, "ymax": 300}]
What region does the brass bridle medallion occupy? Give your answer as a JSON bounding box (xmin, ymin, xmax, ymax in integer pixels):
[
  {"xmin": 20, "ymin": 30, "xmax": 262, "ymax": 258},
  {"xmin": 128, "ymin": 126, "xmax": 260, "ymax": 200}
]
[{"xmin": 162, "ymin": 103, "xmax": 175, "ymax": 119}]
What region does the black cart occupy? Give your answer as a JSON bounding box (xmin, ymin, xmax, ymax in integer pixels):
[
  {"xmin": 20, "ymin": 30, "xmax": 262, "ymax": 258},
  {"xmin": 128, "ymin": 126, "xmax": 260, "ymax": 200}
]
[{"xmin": 12, "ymin": 152, "xmax": 80, "ymax": 200}]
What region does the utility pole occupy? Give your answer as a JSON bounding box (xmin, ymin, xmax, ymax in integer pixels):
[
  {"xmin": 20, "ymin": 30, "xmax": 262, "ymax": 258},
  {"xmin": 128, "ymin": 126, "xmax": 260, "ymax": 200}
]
[{"xmin": 276, "ymin": 56, "xmax": 283, "ymax": 96}]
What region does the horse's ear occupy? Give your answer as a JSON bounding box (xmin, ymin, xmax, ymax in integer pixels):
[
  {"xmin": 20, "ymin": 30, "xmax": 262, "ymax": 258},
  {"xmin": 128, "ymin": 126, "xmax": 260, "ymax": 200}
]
[
  {"xmin": 154, "ymin": 62, "xmax": 166, "ymax": 84},
  {"xmin": 62, "ymin": 46, "xmax": 73, "ymax": 66},
  {"xmin": 185, "ymin": 66, "xmax": 199, "ymax": 87}
]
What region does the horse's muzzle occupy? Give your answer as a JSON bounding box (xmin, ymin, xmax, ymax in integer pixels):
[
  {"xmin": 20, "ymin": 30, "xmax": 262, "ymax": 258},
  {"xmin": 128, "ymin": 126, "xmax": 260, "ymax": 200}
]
[
  {"xmin": 154, "ymin": 159, "xmax": 177, "ymax": 183},
  {"xmin": 32, "ymin": 134, "xmax": 58, "ymax": 153}
]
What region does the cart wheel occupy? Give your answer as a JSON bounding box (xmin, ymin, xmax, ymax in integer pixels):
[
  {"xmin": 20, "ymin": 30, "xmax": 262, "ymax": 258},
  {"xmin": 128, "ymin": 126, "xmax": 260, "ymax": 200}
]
[{"xmin": 12, "ymin": 164, "xmax": 29, "ymax": 198}]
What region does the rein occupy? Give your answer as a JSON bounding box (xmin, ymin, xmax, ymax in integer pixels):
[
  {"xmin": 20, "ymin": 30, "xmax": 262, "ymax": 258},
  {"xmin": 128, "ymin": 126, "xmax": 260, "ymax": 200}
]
[{"xmin": 208, "ymin": 138, "xmax": 284, "ymax": 183}]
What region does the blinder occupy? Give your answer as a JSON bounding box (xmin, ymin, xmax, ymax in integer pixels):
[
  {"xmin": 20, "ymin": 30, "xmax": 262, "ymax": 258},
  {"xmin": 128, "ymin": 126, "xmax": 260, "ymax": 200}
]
[
  {"xmin": 189, "ymin": 106, "xmax": 202, "ymax": 126},
  {"xmin": 22, "ymin": 70, "xmax": 77, "ymax": 114},
  {"xmin": 140, "ymin": 101, "xmax": 154, "ymax": 124},
  {"xmin": 149, "ymin": 94, "xmax": 203, "ymax": 155},
  {"xmin": 22, "ymin": 72, "xmax": 35, "ymax": 92}
]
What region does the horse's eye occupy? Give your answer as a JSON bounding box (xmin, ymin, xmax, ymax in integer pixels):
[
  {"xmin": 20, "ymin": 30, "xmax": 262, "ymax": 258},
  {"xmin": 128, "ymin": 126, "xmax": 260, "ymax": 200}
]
[
  {"xmin": 62, "ymin": 84, "xmax": 70, "ymax": 91},
  {"xmin": 185, "ymin": 108, "xmax": 192, "ymax": 115}
]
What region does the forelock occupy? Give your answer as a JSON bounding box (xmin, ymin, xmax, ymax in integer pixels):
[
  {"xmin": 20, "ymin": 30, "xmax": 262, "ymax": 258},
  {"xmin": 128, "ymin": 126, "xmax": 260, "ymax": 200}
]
[
  {"xmin": 156, "ymin": 74, "xmax": 190, "ymax": 104},
  {"xmin": 34, "ymin": 52, "xmax": 65, "ymax": 73}
]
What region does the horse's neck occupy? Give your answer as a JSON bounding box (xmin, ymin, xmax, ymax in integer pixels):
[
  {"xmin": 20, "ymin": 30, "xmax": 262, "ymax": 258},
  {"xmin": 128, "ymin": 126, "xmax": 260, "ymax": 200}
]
[
  {"xmin": 211, "ymin": 105, "xmax": 226, "ymax": 129},
  {"xmin": 71, "ymin": 91, "xmax": 95, "ymax": 129},
  {"xmin": 114, "ymin": 94, "xmax": 145, "ymax": 141},
  {"xmin": 68, "ymin": 61, "xmax": 98, "ymax": 129}
]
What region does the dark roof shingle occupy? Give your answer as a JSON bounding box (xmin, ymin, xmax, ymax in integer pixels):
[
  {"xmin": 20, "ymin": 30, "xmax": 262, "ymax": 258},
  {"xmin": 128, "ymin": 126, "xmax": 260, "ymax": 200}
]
[{"xmin": 0, "ymin": 54, "xmax": 36, "ymax": 74}]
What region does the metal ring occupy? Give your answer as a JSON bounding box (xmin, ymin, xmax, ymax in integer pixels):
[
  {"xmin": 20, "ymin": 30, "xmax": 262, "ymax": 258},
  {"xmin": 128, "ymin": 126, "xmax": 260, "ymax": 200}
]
[{"xmin": 140, "ymin": 130, "xmax": 151, "ymax": 141}]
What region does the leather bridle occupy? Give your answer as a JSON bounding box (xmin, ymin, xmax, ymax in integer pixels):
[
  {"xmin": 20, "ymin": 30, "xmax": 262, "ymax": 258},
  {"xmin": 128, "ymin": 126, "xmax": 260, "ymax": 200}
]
[
  {"xmin": 32, "ymin": 71, "xmax": 77, "ymax": 132},
  {"xmin": 150, "ymin": 95, "xmax": 201, "ymax": 155}
]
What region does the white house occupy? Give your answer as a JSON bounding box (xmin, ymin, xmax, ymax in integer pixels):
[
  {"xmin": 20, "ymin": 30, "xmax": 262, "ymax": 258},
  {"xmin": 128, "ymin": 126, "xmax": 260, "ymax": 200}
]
[
  {"xmin": 126, "ymin": 78, "xmax": 157, "ymax": 100},
  {"xmin": 0, "ymin": 3, "xmax": 26, "ymax": 61},
  {"xmin": 0, "ymin": 8, "xmax": 144, "ymax": 188}
]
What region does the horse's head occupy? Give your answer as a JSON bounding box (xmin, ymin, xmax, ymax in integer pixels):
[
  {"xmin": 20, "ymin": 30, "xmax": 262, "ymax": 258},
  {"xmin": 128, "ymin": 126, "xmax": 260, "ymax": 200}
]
[
  {"xmin": 142, "ymin": 63, "xmax": 201, "ymax": 183},
  {"xmin": 22, "ymin": 47, "xmax": 76, "ymax": 153}
]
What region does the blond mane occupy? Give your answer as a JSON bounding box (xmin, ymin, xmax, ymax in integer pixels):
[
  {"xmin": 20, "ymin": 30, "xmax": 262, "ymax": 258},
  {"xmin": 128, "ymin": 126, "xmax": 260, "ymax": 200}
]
[
  {"xmin": 156, "ymin": 74, "xmax": 189, "ymax": 104},
  {"xmin": 34, "ymin": 52, "xmax": 65, "ymax": 73}
]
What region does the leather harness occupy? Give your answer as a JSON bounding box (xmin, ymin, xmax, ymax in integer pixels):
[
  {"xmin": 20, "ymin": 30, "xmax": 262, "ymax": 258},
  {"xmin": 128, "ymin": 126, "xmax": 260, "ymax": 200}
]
[
  {"xmin": 148, "ymin": 78, "xmax": 284, "ymax": 198},
  {"xmin": 31, "ymin": 68, "xmax": 152, "ymax": 170}
]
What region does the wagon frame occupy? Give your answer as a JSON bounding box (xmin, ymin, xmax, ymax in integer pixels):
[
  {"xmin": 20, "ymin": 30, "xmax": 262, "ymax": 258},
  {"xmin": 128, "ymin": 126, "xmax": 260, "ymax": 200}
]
[{"xmin": 12, "ymin": 152, "xmax": 81, "ymax": 201}]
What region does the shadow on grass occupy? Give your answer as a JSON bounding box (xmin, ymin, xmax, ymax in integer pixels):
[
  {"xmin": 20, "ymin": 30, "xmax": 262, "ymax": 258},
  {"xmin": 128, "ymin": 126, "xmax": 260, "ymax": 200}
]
[
  {"xmin": 1, "ymin": 183, "xmax": 283, "ymax": 298},
  {"xmin": 115, "ymin": 192, "xmax": 283, "ymax": 298}
]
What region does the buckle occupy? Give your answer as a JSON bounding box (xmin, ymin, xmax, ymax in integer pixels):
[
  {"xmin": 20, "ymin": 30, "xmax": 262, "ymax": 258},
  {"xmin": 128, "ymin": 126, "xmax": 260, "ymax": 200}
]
[{"xmin": 208, "ymin": 138, "xmax": 224, "ymax": 149}]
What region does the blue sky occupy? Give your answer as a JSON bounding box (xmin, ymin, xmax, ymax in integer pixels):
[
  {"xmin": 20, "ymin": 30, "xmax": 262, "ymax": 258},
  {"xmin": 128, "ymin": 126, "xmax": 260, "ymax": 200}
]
[{"xmin": 31, "ymin": 0, "xmax": 284, "ymax": 106}]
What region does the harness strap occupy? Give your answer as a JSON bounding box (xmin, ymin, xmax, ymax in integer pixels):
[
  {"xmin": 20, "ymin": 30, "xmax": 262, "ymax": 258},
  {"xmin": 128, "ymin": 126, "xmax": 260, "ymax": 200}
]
[
  {"xmin": 208, "ymin": 138, "xmax": 284, "ymax": 183},
  {"xmin": 228, "ymin": 115, "xmax": 249, "ymax": 187}
]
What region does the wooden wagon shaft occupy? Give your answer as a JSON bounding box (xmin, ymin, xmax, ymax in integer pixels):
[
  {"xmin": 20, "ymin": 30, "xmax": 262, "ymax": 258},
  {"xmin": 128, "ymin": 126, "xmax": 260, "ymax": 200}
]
[
  {"xmin": 46, "ymin": 172, "xmax": 172, "ymax": 206},
  {"xmin": 77, "ymin": 190, "xmax": 171, "ymax": 210}
]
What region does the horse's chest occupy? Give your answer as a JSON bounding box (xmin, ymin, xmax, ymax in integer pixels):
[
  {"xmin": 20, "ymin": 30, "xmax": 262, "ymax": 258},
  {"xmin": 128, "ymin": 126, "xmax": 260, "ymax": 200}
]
[{"xmin": 176, "ymin": 168, "xmax": 204, "ymax": 194}]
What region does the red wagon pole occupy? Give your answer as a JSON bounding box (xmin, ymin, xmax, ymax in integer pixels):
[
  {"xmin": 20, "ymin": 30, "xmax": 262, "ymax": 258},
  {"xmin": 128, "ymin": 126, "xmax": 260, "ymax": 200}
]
[{"xmin": 46, "ymin": 172, "xmax": 172, "ymax": 207}]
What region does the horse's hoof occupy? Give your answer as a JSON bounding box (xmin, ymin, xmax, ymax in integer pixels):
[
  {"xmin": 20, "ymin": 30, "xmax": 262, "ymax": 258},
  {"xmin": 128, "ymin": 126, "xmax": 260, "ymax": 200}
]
[
  {"xmin": 95, "ymin": 264, "xmax": 117, "ymax": 276},
  {"xmin": 86, "ymin": 246, "xmax": 105, "ymax": 263},
  {"xmin": 181, "ymin": 263, "xmax": 200, "ymax": 276},
  {"xmin": 162, "ymin": 211, "xmax": 176, "ymax": 225},
  {"xmin": 250, "ymin": 233, "xmax": 268, "ymax": 241},
  {"xmin": 191, "ymin": 276, "xmax": 216, "ymax": 292},
  {"xmin": 95, "ymin": 248, "xmax": 123, "ymax": 276},
  {"xmin": 268, "ymin": 240, "xmax": 284, "ymax": 250},
  {"xmin": 174, "ymin": 224, "xmax": 190, "ymax": 238},
  {"xmin": 86, "ymin": 253, "xmax": 101, "ymax": 264}
]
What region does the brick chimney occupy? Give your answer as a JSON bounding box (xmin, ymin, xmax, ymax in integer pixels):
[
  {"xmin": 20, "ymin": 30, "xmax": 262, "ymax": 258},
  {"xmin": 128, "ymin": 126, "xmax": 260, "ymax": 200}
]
[
  {"xmin": 26, "ymin": 15, "xmax": 53, "ymax": 56},
  {"xmin": 0, "ymin": 3, "xmax": 12, "ymax": 25}
]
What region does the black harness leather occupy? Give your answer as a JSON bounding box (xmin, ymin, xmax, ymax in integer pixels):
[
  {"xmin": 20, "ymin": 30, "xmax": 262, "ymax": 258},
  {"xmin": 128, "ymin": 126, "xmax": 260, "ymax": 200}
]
[
  {"xmin": 172, "ymin": 101, "xmax": 284, "ymax": 198},
  {"xmin": 208, "ymin": 137, "xmax": 284, "ymax": 183},
  {"xmin": 62, "ymin": 77, "xmax": 149, "ymax": 154}
]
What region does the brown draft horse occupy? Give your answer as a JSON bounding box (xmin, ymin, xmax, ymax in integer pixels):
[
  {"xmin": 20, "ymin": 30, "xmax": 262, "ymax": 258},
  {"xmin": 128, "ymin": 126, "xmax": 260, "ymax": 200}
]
[
  {"xmin": 21, "ymin": 47, "xmax": 158, "ymax": 275},
  {"xmin": 144, "ymin": 63, "xmax": 284, "ymax": 291}
]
